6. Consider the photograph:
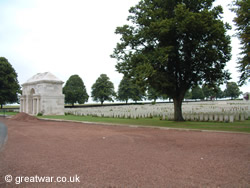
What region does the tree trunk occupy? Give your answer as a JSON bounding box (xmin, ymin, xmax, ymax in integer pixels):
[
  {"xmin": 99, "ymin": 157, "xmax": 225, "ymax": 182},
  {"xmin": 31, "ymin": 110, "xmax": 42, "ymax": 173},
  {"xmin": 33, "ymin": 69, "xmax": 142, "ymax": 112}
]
[
  {"xmin": 173, "ymin": 96, "xmax": 185, "ymax": 121},
  {"xmin": 101, "ymin": 101, "xmax": 104, "ymax": 105},
  {"xmin": 0, "ymin": 104, "xmax": 3, "ymax": 109}
]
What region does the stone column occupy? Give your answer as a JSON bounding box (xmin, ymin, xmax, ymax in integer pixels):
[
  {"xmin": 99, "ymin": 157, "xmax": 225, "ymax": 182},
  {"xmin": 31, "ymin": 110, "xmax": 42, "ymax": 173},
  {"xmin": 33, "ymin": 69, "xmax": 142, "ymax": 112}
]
[
  {"xmin": 23, "ymin": 98, "xmax": 26, "ymax": 113},
  {"xmin": 37, "ymin": 98, "xmax": 40, "ymax": 114},
  {"xmin": 20, "ymin": 99, "xmax": 23, "ymax": 112},
  {"xmin": 33, "ymin": 98, "xmax": 37, "ymax": 115},
  {"xmin": 26, "ymin": 96, "xmax": 30, "ymax": 114}
]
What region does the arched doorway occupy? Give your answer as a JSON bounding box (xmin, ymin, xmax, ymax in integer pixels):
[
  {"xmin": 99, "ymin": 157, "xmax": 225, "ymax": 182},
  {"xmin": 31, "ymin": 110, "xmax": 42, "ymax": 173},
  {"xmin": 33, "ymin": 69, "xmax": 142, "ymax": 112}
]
[
  {"xmin": 30, "ymin": 88, "xmax": 35, "ymax": 95},
  {"xmin": 30, "ymin": 88, "xmax": 40, "ymax": 115}
]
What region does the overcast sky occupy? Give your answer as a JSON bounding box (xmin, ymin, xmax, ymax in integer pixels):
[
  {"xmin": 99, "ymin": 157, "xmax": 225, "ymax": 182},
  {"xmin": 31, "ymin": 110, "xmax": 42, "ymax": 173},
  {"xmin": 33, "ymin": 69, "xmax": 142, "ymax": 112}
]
[{"xmin": 0, "ymin": 0, "xmax": 249, "ymax": 103}]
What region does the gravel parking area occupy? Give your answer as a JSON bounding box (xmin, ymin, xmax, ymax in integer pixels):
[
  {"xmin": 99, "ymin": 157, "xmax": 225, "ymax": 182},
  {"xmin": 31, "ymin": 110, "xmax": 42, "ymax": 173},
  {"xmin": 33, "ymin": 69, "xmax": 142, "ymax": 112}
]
[{"xmin": 0, "ymin": 115, "xmax": 249, "ymax": 187}]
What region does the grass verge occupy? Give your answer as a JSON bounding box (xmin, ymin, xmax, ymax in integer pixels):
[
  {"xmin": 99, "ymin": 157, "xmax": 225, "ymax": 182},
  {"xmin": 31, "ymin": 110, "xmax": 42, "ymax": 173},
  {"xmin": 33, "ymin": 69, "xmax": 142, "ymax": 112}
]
[
  {"xmin": 41, "ymin": 115, "xmax": 250, "ymax": 133},
  {"xmin": 0, "ymin": 111, "xmax": 18, "ymax": 116}
]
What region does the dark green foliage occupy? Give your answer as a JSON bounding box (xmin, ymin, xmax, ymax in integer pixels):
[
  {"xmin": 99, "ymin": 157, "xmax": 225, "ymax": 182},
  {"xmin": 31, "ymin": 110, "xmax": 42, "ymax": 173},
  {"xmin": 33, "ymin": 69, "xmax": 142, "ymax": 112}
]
[
  {"xmin": 91, "ymin": 74, "xmax": 116, "ymax": 105},
  {"xmin": 147, "ymin": 87, "xmax": 159, "ymax": 102},
  {"xmin": 231, "ymin": 0, "xmax": 250, "ymax": 85},
  {"xmin": 117, "ymin": 76, "xmax": 145, "ymax": 103},
  {"xmin": 129, "ymin": 83, "xmax": 145, "ymax": 103},
  {"xmin": 202, "ymin": 85, "xmax": 224, "ymax": 100},
  {"xmin": 117, "ymin": 76, "xmax": 132, "ymax": 103},
  {"xmin": 112, "ymin": 0, "xmax": 231, "ymax": 121},
  {"xmin": 191, "ymin": 86, "xmax": 204, "ymax": 100},
  {"xmin": 147, "ymin": 86, "xmax": 168, "ymax": 102},
  {"xmin": 63, "ymin": 75, "xmax": 89, "ymax": 106},
  {"xmin": 202, "ymin": 85, "xmax": 214, "ymax": 100},
  {"xmin": 224, "ymin": 82, "xmax": 242, "ymax": 99},
  {"xmin": 184, "ymin": 90, "xmax": 192, "ymax": 99},
  {"xmin": 214, "ymin": 87, "xmax": 224, "ymax": 99},
  {"xmin": 0, "ymin": 57, "xmax": 20, "ymax": 108}
]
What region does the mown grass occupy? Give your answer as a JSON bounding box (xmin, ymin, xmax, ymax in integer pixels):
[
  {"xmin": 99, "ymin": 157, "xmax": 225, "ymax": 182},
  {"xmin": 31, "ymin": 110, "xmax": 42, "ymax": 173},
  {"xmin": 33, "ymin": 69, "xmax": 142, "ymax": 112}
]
[
  {"xmin": 41, "ymin": 115, "xmax": 250, "ymax": 133},
  {"xmin": 2, "ymin": 105, "xmax": 20, "ymax": 108},
  {"xmin": 0, "ymin": 111, "xmax": 18, "ymax": 116}
]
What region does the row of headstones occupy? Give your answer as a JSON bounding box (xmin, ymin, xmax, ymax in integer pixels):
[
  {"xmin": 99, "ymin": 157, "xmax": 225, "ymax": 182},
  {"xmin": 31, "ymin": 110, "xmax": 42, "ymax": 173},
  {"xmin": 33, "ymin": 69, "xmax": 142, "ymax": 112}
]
[
  {"xmin": 65, "ymin": 102, "xmax": 250, "ymax": 122},
  {"xmin": 70, "ymin": 110, "xmax": 157, "ymax": 119},
  {"xmin": 182, "ymin": 112, "xmax": 248, "ymax": 122},
  {"xmin": 181, "ymin": 105, "xmax": 249, "ymax": 113},
  {"xmin": 66, "ymin": 107, "xmax": 249, "ymax": 117},
  {"xmin": 67, "ymin": 109, "xmax": 249, "ymax": 122}
]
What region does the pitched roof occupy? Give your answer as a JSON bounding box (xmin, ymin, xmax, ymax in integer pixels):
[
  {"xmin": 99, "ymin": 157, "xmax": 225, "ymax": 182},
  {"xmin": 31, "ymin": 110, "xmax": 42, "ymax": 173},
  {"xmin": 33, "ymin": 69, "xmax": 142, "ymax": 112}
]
[{"xmin": 23, "ymin": 72, "xmax": 63, "ymax": 85}]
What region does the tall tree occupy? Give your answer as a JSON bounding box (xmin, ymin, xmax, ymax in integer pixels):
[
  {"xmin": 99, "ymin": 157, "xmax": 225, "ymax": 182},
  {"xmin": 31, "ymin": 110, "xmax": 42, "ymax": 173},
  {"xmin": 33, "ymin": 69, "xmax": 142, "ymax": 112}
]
[
  {"xmin": 147, "ymin": 86, "xmax": 159, "ymax": 103},
  {"xmin": 0, "ymin": 57, "xmax": 20, "ymax": 108},
  {"xmin": 231, "ymin": 0, "xmax": 250, "ymax": 85},
  {"xmin": 202, "ymin": 85, "xmax": 216, "ymax": 100},
  {"xmin": 130, "ymin": 83, "xmax": 145, "ymax": 103},
  {"xmin": 184, "ymin": 89, "xmax": 192, "ymax": 100},
  {"xmin": 112, "ymin": 0, "xmax": 231, "ymax": 121},
  {"xmin": 63, "ymin": 75, "xmax": 89, "ymax": 106},
  {"xmin": 224, "ymin": 82, "xmax": 241, "ymax": 99},
  {"xmin": 91, "ymin": 74, "xmax": 116, "ymax": 105},
  {"xmin": 117, "ymin": 76, "xmax": 132, "ymax": 104},
  {"xmin": 117, "ymin": 76, "xmax": 145, "ymax": 103},
  {"xmin": 147, "ymin": 86, "xmax": 168, "ymax": 102},
  {"xmin": 214, "ymin": 87, "xmax": 224, "ymax": 100},
  {"xmin": 191, "ymin": 86, "xmax": 204, "ymax": 100},
  {"xmin": 202, "ymin": 84, "xmax": 224, "ymax": 100}
]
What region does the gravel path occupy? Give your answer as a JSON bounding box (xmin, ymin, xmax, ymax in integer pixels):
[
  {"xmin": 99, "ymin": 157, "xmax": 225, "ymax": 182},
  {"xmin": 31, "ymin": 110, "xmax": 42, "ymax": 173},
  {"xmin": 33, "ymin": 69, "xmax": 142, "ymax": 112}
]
[{"xmin": 0, "ymin": 117, "xmax": 249, "ymax": 187}]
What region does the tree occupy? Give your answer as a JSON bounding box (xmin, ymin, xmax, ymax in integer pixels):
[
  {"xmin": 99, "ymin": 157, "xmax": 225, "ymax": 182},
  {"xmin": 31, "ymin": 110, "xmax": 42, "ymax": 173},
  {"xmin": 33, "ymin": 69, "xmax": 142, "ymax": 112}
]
[
  {"xmin": 214, "ymin": 87, "xmax": 224, "ymax": 100},
  {"xmin": 184, "ymin": 90, "xmax": 192, "ymax": 100},
  {"xmin": 130, "ymin": 83, "xmax": 145, "ymax": 103},
  {"xmin": 147, "ymin": 86, "xmax": 168, "ymax": 102},
  {"xmin": 191, "ymin": 86, "xmax": 204, "ymax": 100},
  {"xmin": 147, "ymin": 86, "xmax": 159, "ymax": 103},
  {"xmin": 63, "ymin": 75, "xmax": 89, "ymax": 106},
  {"xmin": 117, "ymin": 76, "xmax": 145, "ymax": 103},
  {"xmin": 112, "ymin": 0, "xmax": 231, "ymax": 121},
  {"xmin": 231, "ymin": 0, "xmax": 250, "ymax": 85},
  {"xmin": 224, "ymin": 82, "xmax": 241, "ymax": 99},
  {"xmin": 91, "ymin": 74, "xmax": 116, "ymax": 105},
  {"xmin": 0, "ymin": 57, "xmax": 20, "ymax": 108},
  {"xmin": 202, "ymin": 85, "xmax": 215, "ymax": 100},
  {"xmin": 202, "ymin": 84, "xmax": 225, "ymax": 100},
  {"xmin": 117, "ymin": 76, "xmax": 132, "ymax": 104}
]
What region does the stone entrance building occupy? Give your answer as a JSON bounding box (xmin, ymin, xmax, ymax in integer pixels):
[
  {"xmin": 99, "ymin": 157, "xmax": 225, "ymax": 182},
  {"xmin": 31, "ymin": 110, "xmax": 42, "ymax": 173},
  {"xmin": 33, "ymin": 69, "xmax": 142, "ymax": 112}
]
[{"xmin": 20, "ymin": 72, "xmax": 65, "ymax": 115}]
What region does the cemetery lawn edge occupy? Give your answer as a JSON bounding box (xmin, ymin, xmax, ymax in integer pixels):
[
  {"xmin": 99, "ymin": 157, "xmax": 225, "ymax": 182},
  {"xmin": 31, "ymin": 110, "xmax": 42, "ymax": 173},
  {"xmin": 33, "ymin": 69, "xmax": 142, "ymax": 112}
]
[{"xmin": 41, "ymin": 115, "xmax": 250, "ymax": 133}]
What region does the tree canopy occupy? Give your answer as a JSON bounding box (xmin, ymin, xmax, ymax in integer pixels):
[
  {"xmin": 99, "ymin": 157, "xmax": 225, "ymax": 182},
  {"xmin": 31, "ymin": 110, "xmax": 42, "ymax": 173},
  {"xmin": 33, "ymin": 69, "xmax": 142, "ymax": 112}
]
[
  {"xmin": 202, "ymin": 84, "xmax": 224, "ymax": 100},
  {"xmin": 231, "ymin": 0, "xmax": 250, "ymax": 85},
  {"xmin": 117, "ymin": 76, "xmax": 145, "ymax": 103},
  {"xmin": 0, "ymin": 57, "xmax": 20, "ymax": 108},
  {"xmin": 202, "ymin": 85, "xmax": 215, "ymax": 100},
  {"xmin": 224, "ymin": 82, "xmax": 241, "ymax": 99},
  {"xmin": 214, "ymin": 87, "xmax": 224, "ymax": 99},
  {"xmin": 147, "ymin": 86, "xmax": 168, "ymax": 102},
  {"xmin": 191, "ymin": 86, "xmax": 204, "ymax": 100},
  {"xmin": 112, "ymin": 0, "xmax": 231, "ymax": 121},
  {"xmin": 91, "ymin": 74, "xmax": 116, "ymax": 105},
  {"xmin": 63, "ymin": 74, "xmax": 89, "ymax": 106}
]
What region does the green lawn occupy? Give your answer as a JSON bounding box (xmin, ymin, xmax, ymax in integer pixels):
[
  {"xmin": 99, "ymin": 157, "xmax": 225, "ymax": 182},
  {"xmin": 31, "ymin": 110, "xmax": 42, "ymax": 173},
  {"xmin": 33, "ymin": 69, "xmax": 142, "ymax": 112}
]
[
  {"xmin": 0, "ymin": 111, "xmax": 18, "ymax": 116},
  {"xmin": 0, "ymin": 105, "xmax": 19, "ymax": 116},
  {"xmin": 41, "ymin": 115, "xmax": 250, "ymax": 133},
  {"xmin": 2, "ymin": 105, "xmax": 20, "ymax": 109}
]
